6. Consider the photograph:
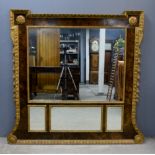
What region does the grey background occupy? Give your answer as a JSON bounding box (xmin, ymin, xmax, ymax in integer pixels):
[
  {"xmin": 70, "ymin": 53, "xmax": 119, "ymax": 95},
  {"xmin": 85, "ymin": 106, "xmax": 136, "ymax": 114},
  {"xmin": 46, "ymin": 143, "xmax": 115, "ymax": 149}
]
[{"xmin": 0, "ymin": 0, "xmax": 155, "ymax": 137}]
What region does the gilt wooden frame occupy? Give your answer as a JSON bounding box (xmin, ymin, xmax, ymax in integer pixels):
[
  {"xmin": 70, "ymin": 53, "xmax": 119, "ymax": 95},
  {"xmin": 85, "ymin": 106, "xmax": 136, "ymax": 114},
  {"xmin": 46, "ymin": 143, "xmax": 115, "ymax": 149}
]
[{"xmin": 8, "ymin": 9, "xmax": 144, "ymax": 144}]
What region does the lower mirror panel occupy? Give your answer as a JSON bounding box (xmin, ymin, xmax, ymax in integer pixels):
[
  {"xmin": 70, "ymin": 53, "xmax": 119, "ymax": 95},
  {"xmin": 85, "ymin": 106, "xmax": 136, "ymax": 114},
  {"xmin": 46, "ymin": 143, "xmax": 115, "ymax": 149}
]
[
  {"xmin": 50, "ymin": 106, "xmax": 102, "ymax": 132},
  {"xmin": 28, "ymin": 105, "xmax": 46, "ymax": 132},
  {"xmin": 106, "ymin": 106, "xmax": 124, "ymax": 132},
  {"xmin": 14, "ymin": 104, "xmax": 139, "ymax": 144}
]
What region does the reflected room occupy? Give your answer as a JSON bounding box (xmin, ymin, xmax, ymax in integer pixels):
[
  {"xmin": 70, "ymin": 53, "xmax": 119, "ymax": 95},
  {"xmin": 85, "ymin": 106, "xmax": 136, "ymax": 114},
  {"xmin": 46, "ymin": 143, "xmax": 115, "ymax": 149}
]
[{"xmin": 28, "ymin": 28, "xmax": 125, "ymax": 101}]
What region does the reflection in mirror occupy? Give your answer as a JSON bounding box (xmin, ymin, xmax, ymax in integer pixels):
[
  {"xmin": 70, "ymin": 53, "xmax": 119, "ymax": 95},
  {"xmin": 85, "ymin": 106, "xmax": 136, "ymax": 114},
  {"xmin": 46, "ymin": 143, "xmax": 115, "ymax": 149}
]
[
  {"xmin": 28, "ymin": 106, "xmax": 46, "ymax": 131},
  {"xmin": 106, "ymin": 106, "xmax": 123, "ymax": 131},
  {"xmin": 50, "ymin": 107, "xmax": 102, "ymax": 131},
  {"xmin": 28, "ymin": 28, "xmax": 125, "ymax": 101}
]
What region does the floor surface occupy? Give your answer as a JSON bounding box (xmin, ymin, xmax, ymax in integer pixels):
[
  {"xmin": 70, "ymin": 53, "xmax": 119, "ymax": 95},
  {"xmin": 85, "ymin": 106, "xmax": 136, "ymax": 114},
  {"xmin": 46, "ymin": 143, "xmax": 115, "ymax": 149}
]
[
  {"xmin": 0, "ymin": 137, "xmax": 155, "ymax": 154},
  {"xmin": 32, "ymin": 84, "xmax": 115, "ymax": 101}
]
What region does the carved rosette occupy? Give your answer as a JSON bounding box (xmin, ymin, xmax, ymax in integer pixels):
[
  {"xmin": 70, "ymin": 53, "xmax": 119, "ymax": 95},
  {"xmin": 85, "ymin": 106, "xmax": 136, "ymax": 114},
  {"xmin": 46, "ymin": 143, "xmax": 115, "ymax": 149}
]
[
  {"xmin": 7, "ymin": 133, "xmax": 17, "ymax": 144},
  {"xmin": 129, "ymin": 16, "xmax": 137, "ymax": 26},
  {"xmin": 134, "ymin": 135, "xmax": 144, "ymax": 144},
  {"xmin": 16, "ymin": 15, "xmax": 25, "ymax": 24}
]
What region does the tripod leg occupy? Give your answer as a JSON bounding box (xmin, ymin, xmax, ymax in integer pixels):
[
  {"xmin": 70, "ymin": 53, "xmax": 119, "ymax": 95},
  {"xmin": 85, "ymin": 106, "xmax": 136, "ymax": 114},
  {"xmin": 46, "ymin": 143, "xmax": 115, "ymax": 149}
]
[
  {"xmin": 67, "ymin": 67, "xmax": 77, "ymax": 91},
  {"xmin": 56, "ymin": 67, "xmax": 64, "ymax": 92}
]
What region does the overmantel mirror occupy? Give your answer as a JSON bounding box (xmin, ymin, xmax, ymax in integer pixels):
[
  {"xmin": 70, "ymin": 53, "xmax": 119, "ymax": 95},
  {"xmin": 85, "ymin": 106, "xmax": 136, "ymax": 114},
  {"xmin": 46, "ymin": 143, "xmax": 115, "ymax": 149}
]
[{"xmin": 8, "ymin": 9, "xmax": 144, "ymax": 144}]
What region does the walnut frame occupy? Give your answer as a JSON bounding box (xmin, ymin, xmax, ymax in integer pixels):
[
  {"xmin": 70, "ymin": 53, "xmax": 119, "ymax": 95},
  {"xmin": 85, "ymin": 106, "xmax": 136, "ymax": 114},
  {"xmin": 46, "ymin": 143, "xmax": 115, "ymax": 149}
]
[{"xmin": 8, "ymin": 9, "xmax": 144, "ymax": 144}]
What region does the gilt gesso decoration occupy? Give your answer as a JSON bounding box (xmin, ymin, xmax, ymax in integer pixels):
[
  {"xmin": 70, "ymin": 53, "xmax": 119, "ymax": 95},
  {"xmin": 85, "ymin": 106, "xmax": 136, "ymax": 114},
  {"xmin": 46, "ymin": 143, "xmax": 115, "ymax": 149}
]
[{"xmin": 8, "ymin": 9, "xmax": 144, "ymax": 144}]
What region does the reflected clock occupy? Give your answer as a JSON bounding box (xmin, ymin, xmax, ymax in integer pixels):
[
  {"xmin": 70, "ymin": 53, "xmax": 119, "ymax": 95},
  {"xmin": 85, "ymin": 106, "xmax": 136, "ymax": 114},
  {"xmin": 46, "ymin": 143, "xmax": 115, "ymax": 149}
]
[{"xmin": 90, "ymin": 38, "xmax": 99, "ymax": 52}]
